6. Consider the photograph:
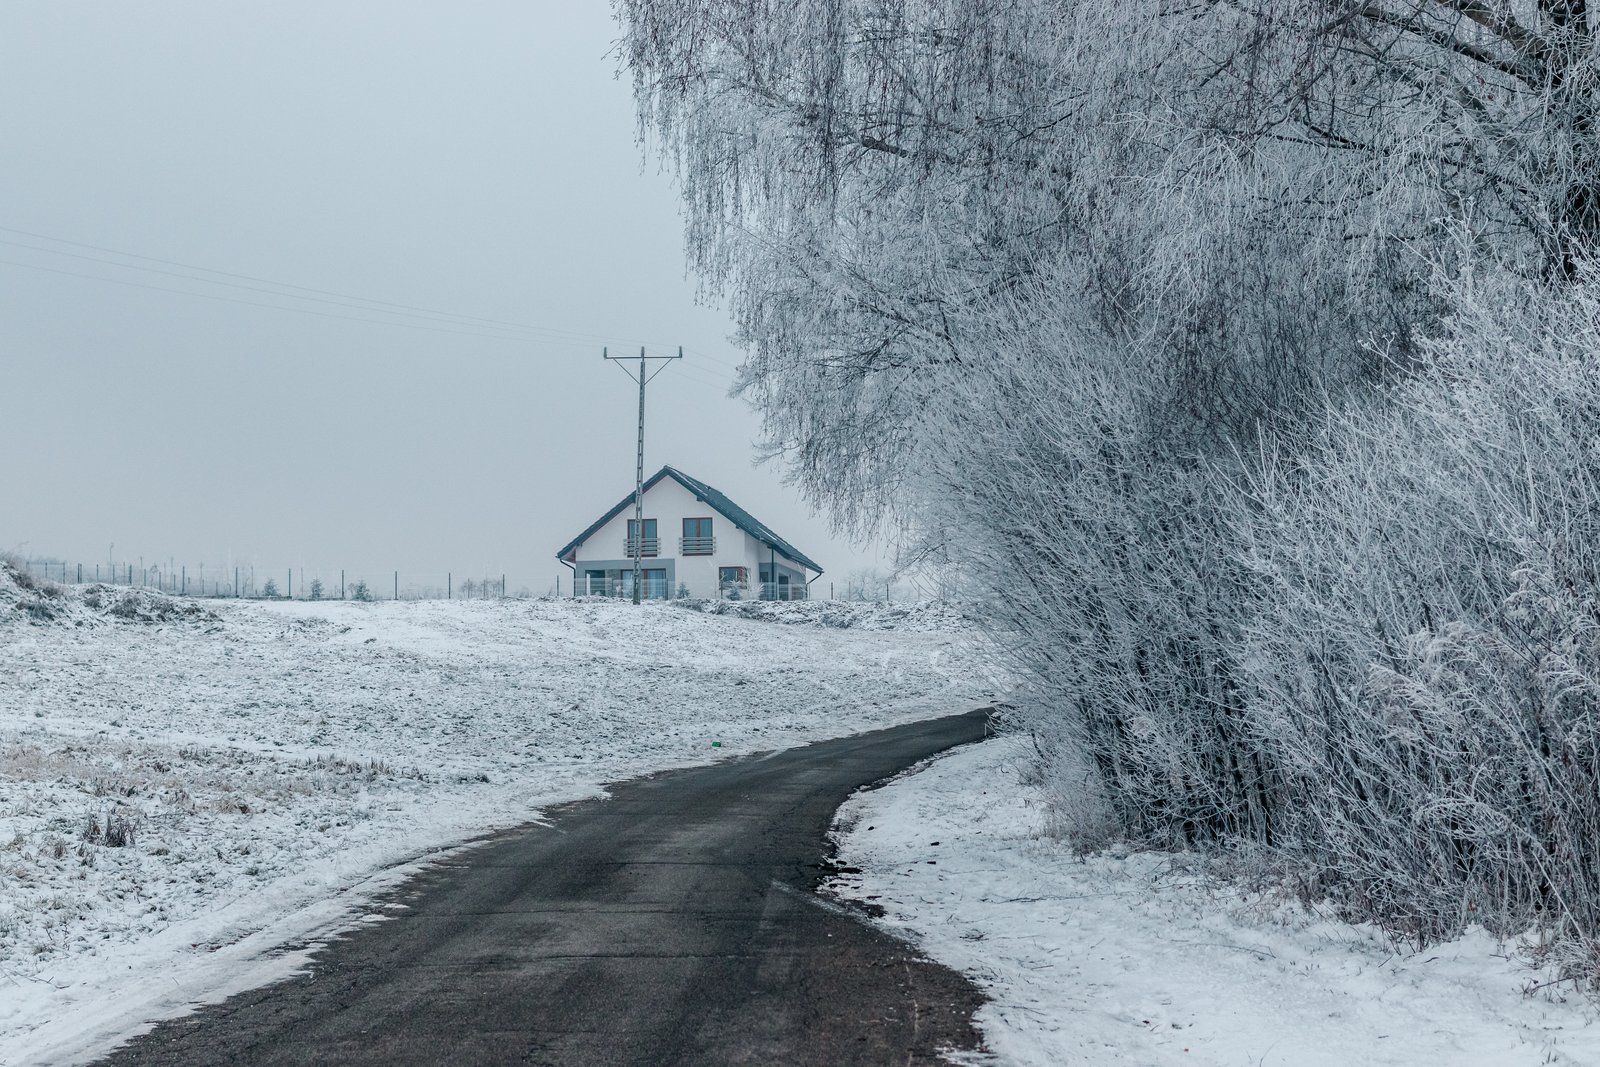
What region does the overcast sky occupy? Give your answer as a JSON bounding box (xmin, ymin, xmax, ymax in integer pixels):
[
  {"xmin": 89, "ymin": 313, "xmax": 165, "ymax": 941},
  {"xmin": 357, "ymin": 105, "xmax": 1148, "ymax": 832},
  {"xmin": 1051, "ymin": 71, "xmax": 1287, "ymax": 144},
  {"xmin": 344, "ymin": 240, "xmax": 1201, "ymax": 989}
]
[{"xmin": 0, "ymin": 1, "xmax": 880, "ymax": 594}]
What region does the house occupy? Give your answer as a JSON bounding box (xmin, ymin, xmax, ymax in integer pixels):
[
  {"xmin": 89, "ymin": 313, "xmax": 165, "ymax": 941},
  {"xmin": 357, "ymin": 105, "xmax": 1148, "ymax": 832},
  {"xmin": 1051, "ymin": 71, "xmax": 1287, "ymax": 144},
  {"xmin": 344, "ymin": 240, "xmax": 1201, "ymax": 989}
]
[{"xmin": 557, "ymin": 466, "xmax": 822, "ymax": 600}]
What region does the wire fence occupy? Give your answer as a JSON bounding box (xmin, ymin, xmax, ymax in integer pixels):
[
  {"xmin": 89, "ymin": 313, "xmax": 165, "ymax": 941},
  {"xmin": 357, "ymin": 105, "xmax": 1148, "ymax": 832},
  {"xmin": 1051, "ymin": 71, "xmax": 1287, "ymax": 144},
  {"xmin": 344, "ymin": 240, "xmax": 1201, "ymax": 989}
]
[
  {"xmin": 15, "ymin": 559, "xmax": 537, "ymax": 602},
  {"xmin": 14, "ymin": 559, "xmax": 876, "ymax": 602}
]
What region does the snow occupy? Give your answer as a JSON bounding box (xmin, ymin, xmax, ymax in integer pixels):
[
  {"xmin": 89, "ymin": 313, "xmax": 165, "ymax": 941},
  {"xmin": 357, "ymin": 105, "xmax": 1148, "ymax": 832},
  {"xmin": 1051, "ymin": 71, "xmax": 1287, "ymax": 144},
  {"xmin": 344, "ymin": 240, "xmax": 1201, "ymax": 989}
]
[
  {"xmin": 0, "ymin": 574, "xmax": 994, "ymax": 1066},
  {"xmin": 828, "ymin": 737, "xmax": 1600, "ymax": 1067},
  {"xmin": 674, "ymin": 596, "xmax": 967, "ymax": 631}
]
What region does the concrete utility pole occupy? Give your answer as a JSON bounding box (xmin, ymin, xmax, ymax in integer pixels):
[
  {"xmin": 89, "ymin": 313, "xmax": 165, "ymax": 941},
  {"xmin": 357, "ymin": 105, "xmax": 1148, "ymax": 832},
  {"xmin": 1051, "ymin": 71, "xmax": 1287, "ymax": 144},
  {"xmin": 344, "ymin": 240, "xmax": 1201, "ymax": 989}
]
[{"xmin": 603, "ymin": 345, "xmax": 682, "ymax": 603}]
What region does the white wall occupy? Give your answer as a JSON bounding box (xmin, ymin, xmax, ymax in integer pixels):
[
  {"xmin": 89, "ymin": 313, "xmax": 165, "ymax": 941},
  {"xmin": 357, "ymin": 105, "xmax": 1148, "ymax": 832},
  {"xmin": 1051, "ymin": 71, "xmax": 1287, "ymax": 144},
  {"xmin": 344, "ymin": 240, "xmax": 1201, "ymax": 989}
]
[{"xmin": 571, "ymin": 475, "xmax": 812, "ymax": 596}]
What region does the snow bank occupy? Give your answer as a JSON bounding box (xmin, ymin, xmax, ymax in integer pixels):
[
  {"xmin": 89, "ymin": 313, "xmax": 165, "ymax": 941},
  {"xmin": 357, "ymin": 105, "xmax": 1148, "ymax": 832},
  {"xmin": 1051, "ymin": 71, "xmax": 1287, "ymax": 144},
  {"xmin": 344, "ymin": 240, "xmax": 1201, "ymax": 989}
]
[
  {"xmin": 0, "ymin": 591, "xmax": 993, "ymax": 1064},
  {"xmin": 674, "ymin": 596, "xmax": 965, "ymax": 631},
  {"xmin": 0, "ymin": 559, "xmax": 217, "ymax": 629},
  {"xmin": 828, "ymin": 737, "xmax": 1600, "ymax": 1067}
]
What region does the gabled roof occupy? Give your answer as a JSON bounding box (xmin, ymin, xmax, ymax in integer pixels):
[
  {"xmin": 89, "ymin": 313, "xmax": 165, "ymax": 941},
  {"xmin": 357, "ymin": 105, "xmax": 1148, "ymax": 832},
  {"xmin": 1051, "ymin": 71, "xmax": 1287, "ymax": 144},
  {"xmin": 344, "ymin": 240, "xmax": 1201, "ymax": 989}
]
[{"xmin": 556, "ymin": 466, "xmax": 823, "ymax": 573}]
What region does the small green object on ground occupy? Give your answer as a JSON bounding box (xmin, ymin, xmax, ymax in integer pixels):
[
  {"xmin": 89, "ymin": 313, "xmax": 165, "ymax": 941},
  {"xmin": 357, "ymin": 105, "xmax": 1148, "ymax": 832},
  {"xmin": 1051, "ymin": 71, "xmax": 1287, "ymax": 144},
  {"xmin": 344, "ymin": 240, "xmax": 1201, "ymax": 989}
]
[{"xmin": 712, "ymin": 741, "xmax": 722, "ymax": 747}]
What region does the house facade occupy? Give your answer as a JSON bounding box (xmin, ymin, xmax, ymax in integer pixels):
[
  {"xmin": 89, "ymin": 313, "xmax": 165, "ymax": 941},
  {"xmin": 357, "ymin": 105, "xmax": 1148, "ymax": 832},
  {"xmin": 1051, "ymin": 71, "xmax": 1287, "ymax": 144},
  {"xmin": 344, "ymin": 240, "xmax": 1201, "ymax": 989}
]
[{"xmin": 557, "ymin": 466, "xmax": 822, "ymax": 600}]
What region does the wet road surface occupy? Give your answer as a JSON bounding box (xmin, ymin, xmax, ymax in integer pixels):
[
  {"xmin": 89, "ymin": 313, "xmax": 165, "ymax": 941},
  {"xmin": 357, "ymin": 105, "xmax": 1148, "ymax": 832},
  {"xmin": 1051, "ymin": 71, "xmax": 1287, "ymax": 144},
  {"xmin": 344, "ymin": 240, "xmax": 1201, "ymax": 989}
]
[{"xmin": 95, "ymin": 709, "xmax": 993, "ymax": 1066}]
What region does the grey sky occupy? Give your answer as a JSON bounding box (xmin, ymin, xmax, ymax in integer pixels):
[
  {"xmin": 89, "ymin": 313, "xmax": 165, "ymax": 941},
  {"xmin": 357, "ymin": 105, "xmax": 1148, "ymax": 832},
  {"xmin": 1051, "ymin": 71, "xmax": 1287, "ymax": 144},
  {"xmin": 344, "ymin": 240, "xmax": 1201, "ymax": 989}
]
[{"xmin": 0, "ymin": 1, "xmax": 878, "ymax": 593}]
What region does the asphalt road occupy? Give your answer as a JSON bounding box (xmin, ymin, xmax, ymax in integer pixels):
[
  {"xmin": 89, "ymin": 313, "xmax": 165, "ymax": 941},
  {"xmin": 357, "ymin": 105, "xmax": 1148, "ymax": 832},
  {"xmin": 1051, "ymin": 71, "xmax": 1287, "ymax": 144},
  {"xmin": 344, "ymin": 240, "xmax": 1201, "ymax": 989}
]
[{"xmin": 96, "ymin": 709, "xmax": 993, "ymax": 1066}]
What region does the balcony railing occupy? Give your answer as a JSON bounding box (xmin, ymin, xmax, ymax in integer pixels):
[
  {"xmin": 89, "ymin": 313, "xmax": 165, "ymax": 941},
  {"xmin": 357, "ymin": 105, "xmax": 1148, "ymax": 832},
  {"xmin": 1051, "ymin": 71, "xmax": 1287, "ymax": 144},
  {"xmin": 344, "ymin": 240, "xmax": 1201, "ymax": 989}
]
[
  {"xmin": 622, "ymin": 537, "xmax": 660, "ymax": 558},
  {"xmin": 680, "ymin": 536, "xmax": 715, "ymax": 556},
  {"xmin": 574, "ymin": 575, "xmax": 670, "ymax": 599}
]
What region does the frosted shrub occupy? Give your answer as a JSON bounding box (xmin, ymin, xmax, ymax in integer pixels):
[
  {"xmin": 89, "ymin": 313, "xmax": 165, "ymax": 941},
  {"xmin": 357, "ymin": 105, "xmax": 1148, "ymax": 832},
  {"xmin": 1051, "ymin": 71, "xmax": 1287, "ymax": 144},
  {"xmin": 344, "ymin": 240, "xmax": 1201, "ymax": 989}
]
[
  {"xmin": 919, "ymin": 298, "xmax": 1272, "ymax": 850},
  {"xmin": 1222, "ymin": 274, "xmax": 1600, "ymax": 963},
  {"xmin": 916, "ymin": 266, "xmax": 1600, "ymax": 969}
]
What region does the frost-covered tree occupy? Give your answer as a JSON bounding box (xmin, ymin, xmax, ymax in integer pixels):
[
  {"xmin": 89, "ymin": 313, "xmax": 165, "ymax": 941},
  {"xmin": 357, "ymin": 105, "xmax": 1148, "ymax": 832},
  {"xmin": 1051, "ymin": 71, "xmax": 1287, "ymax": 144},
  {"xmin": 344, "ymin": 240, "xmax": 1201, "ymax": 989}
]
[
  {"xmin": 1227, "ymin": 266, "xmax": 1600, "ymax": 958},
  {"xmin": 618, "ymin": 1, "xmax": 1598, "ymax": 490},
  {"xmin": 619, "ymin": 2, "xmax": 1578, "ymax": 513},
  {"xmin": 616, "ymin": 0, "xmax": 1600, "ymax": 965},
  {"xmin": 1277, "ymin": 0, "xmax": 1600, "ymax": 279}
]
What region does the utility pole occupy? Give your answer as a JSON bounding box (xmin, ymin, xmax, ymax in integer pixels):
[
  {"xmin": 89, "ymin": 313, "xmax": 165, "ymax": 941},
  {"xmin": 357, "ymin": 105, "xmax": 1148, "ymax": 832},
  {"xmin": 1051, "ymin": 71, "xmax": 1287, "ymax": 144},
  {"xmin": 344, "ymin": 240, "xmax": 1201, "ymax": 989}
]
[{"xmin": 603, "ymin": 345, "xmax": 682, "ymax": 604}]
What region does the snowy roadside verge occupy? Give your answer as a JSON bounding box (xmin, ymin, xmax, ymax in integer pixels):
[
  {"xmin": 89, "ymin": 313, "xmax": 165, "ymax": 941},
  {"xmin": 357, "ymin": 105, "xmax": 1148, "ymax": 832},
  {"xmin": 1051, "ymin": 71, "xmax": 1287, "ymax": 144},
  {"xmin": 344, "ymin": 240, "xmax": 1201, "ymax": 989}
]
[
  {"xmin": 0, "ymin": 588, "xmax": 994, "ymax": 1065},
  {"xmin": 827, "ymin": 737, "xmax": 1600, "ymax": 1066}
]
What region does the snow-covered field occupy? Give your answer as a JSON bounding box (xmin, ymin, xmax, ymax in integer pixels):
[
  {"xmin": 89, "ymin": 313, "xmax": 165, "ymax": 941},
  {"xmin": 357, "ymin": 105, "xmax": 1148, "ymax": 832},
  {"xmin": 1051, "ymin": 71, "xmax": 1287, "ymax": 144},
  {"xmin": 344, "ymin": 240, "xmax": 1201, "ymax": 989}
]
[
  {"xmin": 830, "ymin": 737, "xmax": 1600, "ymax": 1066},
  {"xmin": 20, "ymin": 558, "xmax": 1594, "ymax": 1067},
  {"xmin": 0, "ymin": 568, "xmax": 993, "ymax": 1065}
]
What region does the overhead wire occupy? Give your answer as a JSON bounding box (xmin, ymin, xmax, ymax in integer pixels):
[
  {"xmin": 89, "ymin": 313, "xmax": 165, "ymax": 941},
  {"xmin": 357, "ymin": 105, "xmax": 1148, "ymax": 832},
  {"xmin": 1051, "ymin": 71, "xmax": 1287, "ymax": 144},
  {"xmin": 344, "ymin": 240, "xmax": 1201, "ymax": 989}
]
[
  {"xmin": 0, "ymin": 227, "xmax": 745, "ymax": 391},
  {"xmin": 0, "ymin": 257, "xmax": 562, "ymax": 343},
  {"xmin": 0, "ymin": 237, "xmax": 579, "ymax": 340},
  {"xmin": 0, "ymin": 224, "xmax": 750, "ymax": 368},
  {"xmin": 0, "ymin": 255, "xmax": 738, "ymax": 394}
]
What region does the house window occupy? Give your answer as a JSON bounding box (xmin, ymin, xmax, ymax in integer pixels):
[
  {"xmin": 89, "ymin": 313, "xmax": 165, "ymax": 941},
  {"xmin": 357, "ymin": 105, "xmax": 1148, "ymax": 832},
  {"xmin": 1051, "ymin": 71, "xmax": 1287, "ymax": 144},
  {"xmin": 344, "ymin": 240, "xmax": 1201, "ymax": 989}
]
[
  {"xmin": 643, "ymin": 568, "xmax": 668, "ymax": 600},
  {"xmin": 626, "ymin": 518, "xmax": 658, "ymax": 557},
  {"xmin": 759, "ymin": 564, "xmax": 795, "ymax": 601},
  {"xmin": 583, "ymin": 569, "xmax": 607, "ymax": 597},
  {"xmin": 682, "ymin": 517, "xmax": 714, "ymax": 555},
  {"xmin": 719, "ymin": 566, "xmax": 748, "ymax": 598}
]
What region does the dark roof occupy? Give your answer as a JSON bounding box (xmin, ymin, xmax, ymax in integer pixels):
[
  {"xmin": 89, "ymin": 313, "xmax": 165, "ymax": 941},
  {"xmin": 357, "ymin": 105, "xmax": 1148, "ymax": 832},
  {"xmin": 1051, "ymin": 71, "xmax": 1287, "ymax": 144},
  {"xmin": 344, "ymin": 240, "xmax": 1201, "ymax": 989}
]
[{"xmin": 556, "ymin": 466, "xmax": 823, "ymax": 573}]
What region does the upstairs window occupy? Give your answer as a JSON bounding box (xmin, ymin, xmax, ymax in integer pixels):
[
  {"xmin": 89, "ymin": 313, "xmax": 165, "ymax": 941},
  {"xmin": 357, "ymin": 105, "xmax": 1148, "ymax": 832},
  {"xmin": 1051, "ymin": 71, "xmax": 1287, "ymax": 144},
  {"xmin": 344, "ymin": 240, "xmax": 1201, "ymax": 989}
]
[
  {"xmin": 682, "ymin": 517, "xmax": 714, "ymax": 555},
  {"xmin": 626, "ymin": 518, "xmax": 658, "ymax": 557}
]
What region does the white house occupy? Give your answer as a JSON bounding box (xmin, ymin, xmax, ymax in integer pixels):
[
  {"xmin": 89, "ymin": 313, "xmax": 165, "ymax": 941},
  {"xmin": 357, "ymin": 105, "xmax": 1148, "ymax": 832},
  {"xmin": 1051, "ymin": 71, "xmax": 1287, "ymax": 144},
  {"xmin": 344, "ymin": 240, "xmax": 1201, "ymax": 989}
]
[{"xmin": 557, "ymin": 466, "xmax": 822, "ymax": 600}]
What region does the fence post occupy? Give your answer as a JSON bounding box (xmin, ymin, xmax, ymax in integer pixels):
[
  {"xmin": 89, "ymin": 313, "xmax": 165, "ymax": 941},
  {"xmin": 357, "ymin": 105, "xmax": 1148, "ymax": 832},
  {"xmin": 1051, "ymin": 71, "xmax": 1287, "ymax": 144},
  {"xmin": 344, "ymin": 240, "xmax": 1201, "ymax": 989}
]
[
  {"xmin": 448, "ymin": 572, "xmax": 452, "ymax": 599},
  {"xmin": 502, "ymin": 574, "xmax": 506, "ymax": 599},
  {"xmin": 341, "ymin": 569, "xmax": 345, "ymax": 600},
  {"xmin": 394, "ymin": 571, "xmax": 398, "ymax": 601}
]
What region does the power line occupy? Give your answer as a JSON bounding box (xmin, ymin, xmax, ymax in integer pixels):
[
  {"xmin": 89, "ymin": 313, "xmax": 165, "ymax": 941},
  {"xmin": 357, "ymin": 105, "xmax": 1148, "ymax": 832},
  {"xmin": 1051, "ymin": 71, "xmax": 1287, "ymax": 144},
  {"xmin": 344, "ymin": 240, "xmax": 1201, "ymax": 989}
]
[
  {"xmin": 0, "ymin": 237, "xmax": 574, "ymax": 337},
  {"xmin": 0, "ymin": 254, "xmax": 743, "ymax": 395},
  {"xmin": 0, "ymin": 224, "xmax": 731, "ymax": 355},
  {"xmin": 681, "ymin": 346, "xmax": 745, "ymax": 375},
  {"xmin": 0, "ymin": 225, "xmax": 750, "ymax": 392},
  {"xmin": 0, "ymin": 256, "xmax": 584, "ymax": 344}
]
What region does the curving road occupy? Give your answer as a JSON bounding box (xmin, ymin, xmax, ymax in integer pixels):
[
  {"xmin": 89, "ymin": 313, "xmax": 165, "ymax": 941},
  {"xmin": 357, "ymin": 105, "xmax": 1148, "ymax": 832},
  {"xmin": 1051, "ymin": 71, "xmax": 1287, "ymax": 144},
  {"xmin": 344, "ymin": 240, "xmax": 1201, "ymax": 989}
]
[{"xmin": 95, "ymin": 709, "xmax": 992, "ymax": 1066}]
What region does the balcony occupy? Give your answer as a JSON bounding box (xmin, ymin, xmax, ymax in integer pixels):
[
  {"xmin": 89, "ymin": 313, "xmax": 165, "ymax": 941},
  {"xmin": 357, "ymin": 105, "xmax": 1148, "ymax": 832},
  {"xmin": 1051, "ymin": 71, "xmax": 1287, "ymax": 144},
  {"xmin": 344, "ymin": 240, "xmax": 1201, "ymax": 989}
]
[
  {"xmin": 623, "ymin": 537, "xmax": 660, "ymax": 558},
  {"xmin": 680, "ymin": 536, "xmax": 715, "ymax": 556}
]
